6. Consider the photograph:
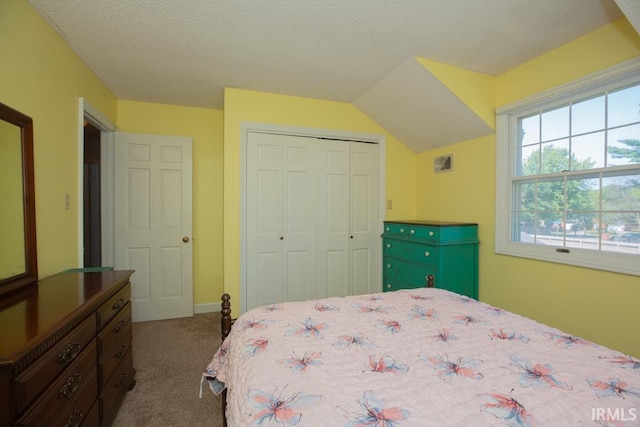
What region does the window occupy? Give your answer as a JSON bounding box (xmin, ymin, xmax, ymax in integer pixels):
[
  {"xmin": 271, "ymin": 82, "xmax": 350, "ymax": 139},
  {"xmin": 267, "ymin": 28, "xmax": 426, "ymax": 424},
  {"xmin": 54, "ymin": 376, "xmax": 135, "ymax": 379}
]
[{"xmin": 496, "ymin": 59, "xmax": 640, "ymax": 276}]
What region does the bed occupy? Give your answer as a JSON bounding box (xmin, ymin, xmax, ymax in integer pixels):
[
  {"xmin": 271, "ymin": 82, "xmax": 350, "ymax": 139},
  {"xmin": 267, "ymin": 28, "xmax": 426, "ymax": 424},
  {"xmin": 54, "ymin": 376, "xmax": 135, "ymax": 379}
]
[{"xmin": 203, "ymin": 288, "xmax": 640, "ymax": 426}]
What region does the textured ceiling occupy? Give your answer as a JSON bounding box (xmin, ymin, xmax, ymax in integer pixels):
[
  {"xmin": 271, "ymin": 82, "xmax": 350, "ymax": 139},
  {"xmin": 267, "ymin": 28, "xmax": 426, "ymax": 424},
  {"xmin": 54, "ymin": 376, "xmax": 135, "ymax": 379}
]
[{"xmin": 28, "ymin": 0, "xmax": 634, "ymax": 152}]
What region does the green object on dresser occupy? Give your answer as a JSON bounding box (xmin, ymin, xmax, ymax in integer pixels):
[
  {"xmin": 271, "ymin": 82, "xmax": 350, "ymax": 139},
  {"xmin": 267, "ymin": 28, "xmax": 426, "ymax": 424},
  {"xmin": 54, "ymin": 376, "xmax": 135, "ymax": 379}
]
[{"xmin": 382, "ymin": 220, "xmax": 479, "ymax": 299}]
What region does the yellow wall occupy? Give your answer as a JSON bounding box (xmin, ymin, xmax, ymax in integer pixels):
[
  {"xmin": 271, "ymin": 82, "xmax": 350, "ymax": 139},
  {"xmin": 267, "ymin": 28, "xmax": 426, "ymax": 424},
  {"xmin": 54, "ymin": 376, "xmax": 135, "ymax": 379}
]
[
  {"xmin": 117, "ymin": 101, "xmax": 224, "ymax": 305},
  {"xmin": 417, "ymin": 18, "xmax": 640, "ymax": 358},
  {"xmin": 0, "ymin": 0, "xmax": 118, "ymax": 279},
  {"xmin": 223, "ymin": 88, "xmax": 416, "ymax": 313}
]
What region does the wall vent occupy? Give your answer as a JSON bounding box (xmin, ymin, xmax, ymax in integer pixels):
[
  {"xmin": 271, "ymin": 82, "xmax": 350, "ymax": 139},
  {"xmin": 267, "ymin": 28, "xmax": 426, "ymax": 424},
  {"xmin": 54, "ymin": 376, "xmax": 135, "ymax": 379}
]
[{"xmin": 434, "ymin": 154, "xmax": 453, "ymax": 173}]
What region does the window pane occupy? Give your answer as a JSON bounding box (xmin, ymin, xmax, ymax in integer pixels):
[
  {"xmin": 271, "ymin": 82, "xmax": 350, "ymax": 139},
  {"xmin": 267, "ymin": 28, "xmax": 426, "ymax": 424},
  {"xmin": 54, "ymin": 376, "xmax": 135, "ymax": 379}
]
[
  {"xmin": 607, "ymin": 123, "xmax": 640, "ymax": 167},
  {"xmin": 520, "ymin": 144, "xmax": 539, "ymax": 176},
  {"xmin": 541, "ymin": 141, "xmax": 569, "ymax": 173},
  {"xmin": 513, "ymin": 211, "xmax": 535, "ymax": 242},
  {"xmin": 537, "ymin": 180, "xmax": 565, "ymax": 212},
  {"xmin": 520, "ymin": 114, "xmax": 540, "ymax": 145},
  {"xmin": 566, "ymin": 175, "xmax": 599, "ymax": 213},
  {"xmin": 572, "ymin": 94, "xmax": 605, "ymax": 135},
  {"xmin": 516, "ymin": 181, "xmax": 535, "ymax": 210},
  {"xmin": 602, "ymin": 173, "xmax": 640, "ymax": 212},
  {"xmin": 572, "ymin": 132, "xmax": 604, "ymax": 169},
  {"xmin": 541, "ymin": 105, "xmax": 569, "ymax": 142},
  {"xmin": 608, "ymin": 83, "xmax": 640, "ymax": 128}
]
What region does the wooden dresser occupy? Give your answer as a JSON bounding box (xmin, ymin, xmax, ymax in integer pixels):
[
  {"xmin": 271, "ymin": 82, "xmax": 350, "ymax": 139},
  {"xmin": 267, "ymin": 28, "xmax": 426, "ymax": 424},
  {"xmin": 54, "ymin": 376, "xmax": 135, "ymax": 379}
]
[
  {"xmin": 0, "ymin": 270, "xmax": 136, "ymax": 427},
  {"xmin": 382, "ymin": 220, "xmax": 479, "ymax": 299}
]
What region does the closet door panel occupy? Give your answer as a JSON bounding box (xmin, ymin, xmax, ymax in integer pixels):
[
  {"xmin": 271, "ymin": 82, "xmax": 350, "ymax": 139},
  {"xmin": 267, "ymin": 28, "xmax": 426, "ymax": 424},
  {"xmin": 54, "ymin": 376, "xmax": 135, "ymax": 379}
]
[
  {"xmin": 283, "ymin": 137, "xmax": 317, "ymax": 301},
  {"xmin": 349, "ymin": 142, "xmax": 379, "ymax": 295},
  {"xmin": 317, "ymin": 141, "xmax": 350, "ymax": 298},
  {"xmin": 247, "ymin": 133, "xmax": 285, "ymax": 309}
]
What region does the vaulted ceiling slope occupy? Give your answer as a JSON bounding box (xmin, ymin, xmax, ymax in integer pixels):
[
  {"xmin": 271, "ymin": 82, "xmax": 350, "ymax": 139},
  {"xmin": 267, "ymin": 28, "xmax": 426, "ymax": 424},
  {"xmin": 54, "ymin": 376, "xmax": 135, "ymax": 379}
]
[{"xmin": 28, "ymin": 0, "xmax": 637, "ymax": 152}]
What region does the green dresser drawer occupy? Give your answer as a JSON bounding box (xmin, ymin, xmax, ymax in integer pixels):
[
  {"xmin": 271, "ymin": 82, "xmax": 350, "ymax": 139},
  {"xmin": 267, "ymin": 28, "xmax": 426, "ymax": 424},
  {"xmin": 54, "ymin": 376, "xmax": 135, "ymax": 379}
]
[
  {"xmin": 383, "ymin": 239, "xmax": 438, "ymax": 267},
  {"xmin": 384, "ymin": 257, "xmax": 435, "ymax": 286},
  {"xmin": 383, "ymin": 277, "xmax": 427, "ymax": 292},
  {"xmin": 383, "ymin": 223, "xmax": 439, "ymax": 241}
]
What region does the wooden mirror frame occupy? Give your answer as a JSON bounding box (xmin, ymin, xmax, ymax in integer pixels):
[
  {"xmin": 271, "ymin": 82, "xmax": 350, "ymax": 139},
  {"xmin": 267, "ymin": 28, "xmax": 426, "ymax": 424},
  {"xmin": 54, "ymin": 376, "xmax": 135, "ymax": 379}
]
[{"xmin": 0, "ymin": 102, "xmax": 38, "ymax": 296}]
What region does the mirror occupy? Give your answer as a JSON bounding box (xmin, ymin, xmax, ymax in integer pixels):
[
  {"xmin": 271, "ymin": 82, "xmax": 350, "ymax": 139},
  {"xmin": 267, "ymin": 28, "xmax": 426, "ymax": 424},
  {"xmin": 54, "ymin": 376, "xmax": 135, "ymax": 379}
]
[{"xmin": 0, "ymin": 102, "xmax": 37, "ymax": 296}]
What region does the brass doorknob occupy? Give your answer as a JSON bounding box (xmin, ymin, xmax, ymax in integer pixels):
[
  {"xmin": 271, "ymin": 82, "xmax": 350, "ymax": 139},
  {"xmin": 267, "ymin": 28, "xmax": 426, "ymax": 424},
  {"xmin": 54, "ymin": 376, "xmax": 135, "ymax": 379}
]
[{"xmin": 183, "ymin": 236, "xmax": 190, "ymax": 243}]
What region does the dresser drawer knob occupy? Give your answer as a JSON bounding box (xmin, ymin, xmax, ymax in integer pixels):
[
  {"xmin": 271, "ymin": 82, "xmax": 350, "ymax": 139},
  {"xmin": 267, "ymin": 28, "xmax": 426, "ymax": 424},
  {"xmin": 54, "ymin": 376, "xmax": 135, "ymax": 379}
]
[
  {"xmin": 385, "ymin": 227, "xmax": 390, "ymax": 231},
  {"xmin": 58, "ymin": 342, "xmax": 81, "ymax": 364},
  {"xmin": 386, "ymin": 264, "xmax": 391, "ymax": 269},
  {"xmin": 387, "ymin": 284, "xmax": 392, "ymax": 289},
  {"xmin": 115, "ymin": 319, "xmax": 127, "ymax": 333},
  {"xmin": 424, "ymin": 251, "xmax": 430, "ymax": 257},
  {"xmin": 428, "ymin": 231, "xmax": 434, "ymax": 236},
  {"xmin": 112, "ymin": 298, "xmax": 125, "ymax": 312},
  {"xmin": 65, "ymin": 409, "xmax": 83, "ymax": 427},
  {"xmin": 59, "ymin": 373, "xmax": 82, "ymax": 398},
  {"xmin": 410, "ymin": 229, "xmax": 415, "ymax": 234},
  {"xmin": 400, "ymin": 228, "xmax": 405, "ymax": 233},
  {"xmin": 116, "ymin": 345, "xmax": 129, "ymax": 359},
  {"xmin": 386, "ymin": 243, "xmax": 391, "ymax": 248}
]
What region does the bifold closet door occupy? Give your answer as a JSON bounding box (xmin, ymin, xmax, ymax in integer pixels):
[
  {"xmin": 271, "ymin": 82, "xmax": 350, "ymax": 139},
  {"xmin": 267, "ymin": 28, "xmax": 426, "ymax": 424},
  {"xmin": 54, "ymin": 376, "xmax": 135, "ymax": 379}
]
[{"xmin": 246, "ymin": 133, "xmax": 318, "ymax": 309}]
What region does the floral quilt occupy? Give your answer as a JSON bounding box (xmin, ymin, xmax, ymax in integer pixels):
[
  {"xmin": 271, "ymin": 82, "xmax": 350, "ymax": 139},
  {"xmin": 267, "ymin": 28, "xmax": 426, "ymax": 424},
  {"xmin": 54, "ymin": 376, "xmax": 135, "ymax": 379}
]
[{"xmin": 203, "ymin": 288, "xmax": 640, "ymax": 426}]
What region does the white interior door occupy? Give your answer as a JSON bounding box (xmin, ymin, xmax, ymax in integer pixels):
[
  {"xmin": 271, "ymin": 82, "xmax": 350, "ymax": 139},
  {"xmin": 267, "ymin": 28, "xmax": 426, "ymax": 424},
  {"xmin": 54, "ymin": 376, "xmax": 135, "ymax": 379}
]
[
  {"xmin": 246, "ymin": 132, "xmax": 317, "ymax": 309},
  {"xmin": 114, "ymin": 132, "xmax": 193, "ymax": 322}
]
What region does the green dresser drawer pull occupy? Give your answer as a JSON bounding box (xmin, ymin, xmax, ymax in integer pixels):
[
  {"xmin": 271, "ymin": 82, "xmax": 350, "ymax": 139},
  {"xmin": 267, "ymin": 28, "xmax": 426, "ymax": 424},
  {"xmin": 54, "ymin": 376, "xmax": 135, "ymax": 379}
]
[
  {"xmin": 386, "ymin": 243, "xmax": 391, "ymax": 248},
  {"xmin": 429, "ymin": 231, "xmax": 434, "ymax": 236},
  {"xmin": 386, "ymin": 284, "xmax": 392, "ymax": 289},
  {"xmin": 400, "ymin": 228, "xmax": 405, "ymax": 233},
  {"xmin": 385, "ymin": 227, "xmax": 390, "ymax": 231},
  {"xmin": 410, "ymin": 229, "xmax": 415, "ymax": 234},
  {"xmin": 424, "ymin": 251, "xmax": 430, "ymax": 257},
  {"xmin": 386, "ymin": 264, "xmax": 391, "ymax": 268}
]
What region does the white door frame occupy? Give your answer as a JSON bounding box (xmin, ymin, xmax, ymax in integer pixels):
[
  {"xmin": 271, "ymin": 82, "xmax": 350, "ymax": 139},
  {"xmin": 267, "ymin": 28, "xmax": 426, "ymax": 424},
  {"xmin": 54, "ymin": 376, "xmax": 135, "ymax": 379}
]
[
  {"xmin": 239, "ymin": 122, "xmax": 386, "ymax": 313},
  {"xmin": 78, "ymin": 98, "xmax": 117, "ymax": 268}
]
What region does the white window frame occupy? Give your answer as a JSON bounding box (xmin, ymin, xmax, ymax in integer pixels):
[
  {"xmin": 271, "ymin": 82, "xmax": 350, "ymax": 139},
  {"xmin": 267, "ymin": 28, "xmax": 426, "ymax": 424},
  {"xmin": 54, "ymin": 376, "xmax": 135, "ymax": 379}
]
[{"xmin": 496, "ymin": 58, "xmax": 640, "ymax": 276}]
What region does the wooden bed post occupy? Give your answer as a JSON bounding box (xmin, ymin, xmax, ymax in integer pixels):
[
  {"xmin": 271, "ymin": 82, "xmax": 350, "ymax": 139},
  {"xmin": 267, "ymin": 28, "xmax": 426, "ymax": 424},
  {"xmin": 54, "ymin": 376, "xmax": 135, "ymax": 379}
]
[
  {"xmin": 220, "ymin": 293, "xmax": 232, "ymax": 427},
  {"xmin": 221, "ymin": 293, "xmax": 232, "ymax": 342},
  {"xmin": 426, "ymin": 274, "xmax": 434, "ymax": 288}
]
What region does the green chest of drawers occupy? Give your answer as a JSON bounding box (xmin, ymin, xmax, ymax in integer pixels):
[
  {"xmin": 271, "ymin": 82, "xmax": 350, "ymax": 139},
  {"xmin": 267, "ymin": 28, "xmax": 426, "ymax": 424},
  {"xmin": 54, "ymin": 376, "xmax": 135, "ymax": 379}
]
[{"xmin": 382, "ymin": 220, "xmax": 479, "ymax": 299}]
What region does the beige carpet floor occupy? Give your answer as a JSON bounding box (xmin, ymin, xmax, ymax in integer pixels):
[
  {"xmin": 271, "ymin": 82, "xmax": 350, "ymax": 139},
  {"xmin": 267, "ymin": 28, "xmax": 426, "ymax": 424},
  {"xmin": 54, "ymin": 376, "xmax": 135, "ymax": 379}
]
[{"xmin": 112, "ymin": 312, "xmax": 224, "ymax": 427}]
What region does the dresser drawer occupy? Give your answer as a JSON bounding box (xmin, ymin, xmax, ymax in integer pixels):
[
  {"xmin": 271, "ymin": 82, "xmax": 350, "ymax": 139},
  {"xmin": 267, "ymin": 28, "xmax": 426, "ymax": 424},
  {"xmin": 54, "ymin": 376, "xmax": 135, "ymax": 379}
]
[
  {"xmin": 96, "ymin": 283, "xmax": 131, "ymax": 331},
  {"xmin": 13, "ymin": 314, "xmax": 97, "ymax": 414},
  {"xmin": 99, "ymin": 321, "xmax": 132, "ymax": 387},
  {"xmin": 384, "ymin": 257, "xmax": 435, "ymax": 286},
  {"xmin": 383, "ymin": 240, "xmax": 438, "ymax": 267},
  {"xmin": 383, "ymin": 223, "xmax": 440, "ymax": 241},
  {"xmin": 383, "ymin": 277, "xmax": 429, "ymax": 292},
  {"xmin": 98, "ymin": 302, "xmax": 131, "ymax": 356},
  {"xmin": 15, "ymin": 342, "xmax": 98, "ymax": 427},
  {"xmin": 49, "ymin": 371, "xmax": 99, "ymax": 427},
  {"xmin": 100, "ymin": 349, "xmax": 135, "ymax": 427}
]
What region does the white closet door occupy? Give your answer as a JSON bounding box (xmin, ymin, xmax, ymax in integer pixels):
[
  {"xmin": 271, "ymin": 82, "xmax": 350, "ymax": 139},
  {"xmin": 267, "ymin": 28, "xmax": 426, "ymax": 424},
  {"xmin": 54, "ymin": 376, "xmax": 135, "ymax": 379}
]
[
  {"xmin": 246, "ymin": 133, "xmax": 317, "ymax": 309},
  {"xmin": 317, "ymin": 140, "xmax": 350, "ymax": 298},
  {"xmin": 349, "ymin": 142, "xmax": 379, "ymax": 295}
]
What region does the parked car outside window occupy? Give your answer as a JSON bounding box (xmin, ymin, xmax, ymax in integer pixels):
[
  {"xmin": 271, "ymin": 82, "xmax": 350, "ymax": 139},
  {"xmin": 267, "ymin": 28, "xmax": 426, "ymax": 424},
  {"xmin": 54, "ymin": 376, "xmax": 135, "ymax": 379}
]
[{"xmin": 611, "ymin": 232, "xmax": 640, "ymax": 243}]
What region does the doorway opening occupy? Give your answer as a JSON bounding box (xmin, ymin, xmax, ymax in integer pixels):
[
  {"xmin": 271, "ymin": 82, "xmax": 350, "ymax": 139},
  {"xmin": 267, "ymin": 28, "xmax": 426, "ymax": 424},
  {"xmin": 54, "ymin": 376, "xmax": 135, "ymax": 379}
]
[{"xmin": 83, "ymin": 120, "xmax": 102, "ymax": 267}]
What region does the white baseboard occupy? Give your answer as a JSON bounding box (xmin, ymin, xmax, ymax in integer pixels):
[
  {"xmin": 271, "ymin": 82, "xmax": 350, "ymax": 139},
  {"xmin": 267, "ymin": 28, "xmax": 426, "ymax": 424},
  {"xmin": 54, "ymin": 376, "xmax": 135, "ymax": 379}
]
[{"xmin": 194, "ymin": 302, "xmax": 221, "ymax": 314}]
